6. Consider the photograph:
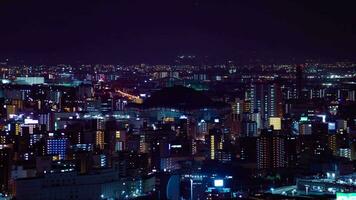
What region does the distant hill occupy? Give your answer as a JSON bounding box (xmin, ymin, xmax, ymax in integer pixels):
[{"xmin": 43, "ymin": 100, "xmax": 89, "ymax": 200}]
[{"xmin": 141, "ymin": 86, "xmax": 227, "ymax": 110}]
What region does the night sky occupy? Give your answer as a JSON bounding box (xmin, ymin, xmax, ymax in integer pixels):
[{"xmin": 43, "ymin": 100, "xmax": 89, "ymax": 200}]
[{"xmin": 0, "ymin": 0, "xmax": 355, "ymax": 64}]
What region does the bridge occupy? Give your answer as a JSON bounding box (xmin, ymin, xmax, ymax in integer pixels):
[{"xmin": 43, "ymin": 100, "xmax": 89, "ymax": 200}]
[{"xmin": 116, "ymin": 89, "xmax": 143, "ymax": 104}]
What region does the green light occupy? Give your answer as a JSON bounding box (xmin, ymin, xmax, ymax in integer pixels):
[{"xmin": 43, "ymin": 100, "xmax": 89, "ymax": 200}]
[
  {"xmin": 300, "ymin": 116, "xmax": 308, "ymax": 122},
  {"xmin": 337, "ymin": 193, "xmax": 356, "ymax": 200}
]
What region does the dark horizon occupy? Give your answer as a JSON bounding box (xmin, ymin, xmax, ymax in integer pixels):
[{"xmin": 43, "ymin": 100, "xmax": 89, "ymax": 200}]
[
  {"xmin": 1, "ymin": 0, "xmax": 356, "ymax": 64},
  {"xmin": 1, "ymin": 2, "xmax": 356, "ymax": 199}
]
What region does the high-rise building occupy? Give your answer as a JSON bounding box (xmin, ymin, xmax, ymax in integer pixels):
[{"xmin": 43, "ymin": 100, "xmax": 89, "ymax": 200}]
[
  {"xmin": 328, "ymin": 134, "xmax": 338, "ymax": 156},
  {"xmin": 232, "ymin": 98, "xmax": 244, "ymax": 115},
  {"xmin": 246, "ymin": 82, "xmax": 282, "ymax": 128},
  {"xmin": 257, "ymin": 130, "xmax": 286, "ymax": 169},
  {"xmin": 268, "ymin": 83, "xmax": 283, "ymax": 118},
  {"xmin": 256, "ymin": 133, "xmax": 270, "ymax": 169},
  {"xmin": 5, "ymin": 104, "xmax": 16, "ymax": 119},
  {"xmin": 0, "ymin": 145, "xmax": 12, "ymax": 192},
  {"xmin": 197, "ymin": 119, "xmax": 208, "ymax": 138},
  {"xmin": 296, "ymin": 65, "xmax": 303, "ymax": 99},
  {"xmin": 299, "ymin": 123, "xmax": 312, "ymax": 135},
  {"xmin": 336, "ymin": 119, "xmax": 347, "ymax": 132},
  {"xmin": 309, "ymin": 88, "xmax": 326, "ymax": 99},
  {"xmin": 268, "ymin": 117, "xmax": 282, "ymax": 130},
  {"xmin": 338, "ymin": 148, "xmax": 352, "ymax": 160},
  {"xmin": 46, "ymin": 138, "xmax": 68, "ymax": 160},
  {"xmin": 96, "ymin": 130, "xmax": 105, "ymax": 150},
  {"xmin": 207, "ymin": 129, "xmax": 224, "ymax": 160},
  {"xmin": 242, "ymin": 121, "xmax": 257, "ymax": 137}
]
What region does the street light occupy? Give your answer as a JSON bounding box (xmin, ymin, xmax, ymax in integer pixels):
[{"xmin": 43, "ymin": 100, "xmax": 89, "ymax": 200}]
[
  {"xmin": 305, "ymin": 185, "xmax": 309, "ymax": 195},
  {"xmin": 190, "ymin": 179, "xmax": 193, "ymax": 200}
]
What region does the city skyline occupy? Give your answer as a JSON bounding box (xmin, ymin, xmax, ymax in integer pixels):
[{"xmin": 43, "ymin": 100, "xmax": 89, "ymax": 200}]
[{"xmin": 0, "ymin": 1, "xmax": 355, "ymax": 200}]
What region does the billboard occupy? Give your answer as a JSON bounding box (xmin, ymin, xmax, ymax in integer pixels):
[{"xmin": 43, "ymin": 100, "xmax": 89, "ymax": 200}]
[
  {"xmin": 214, "ymin": 179, "xmax": 224, "ymax": 187},
  {"xmin": 337, "ymin": 193, "xmax": 356, "ymax": 200}
]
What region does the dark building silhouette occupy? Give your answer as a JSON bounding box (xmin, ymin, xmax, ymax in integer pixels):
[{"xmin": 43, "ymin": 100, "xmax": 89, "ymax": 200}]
[{"xmin": 296, "ymin": 64, "xmax": 304, "ymax": 99}]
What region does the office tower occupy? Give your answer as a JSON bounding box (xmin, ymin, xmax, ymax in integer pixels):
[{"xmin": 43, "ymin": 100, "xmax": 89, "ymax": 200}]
[
  {"xmin": 338, "ymin": 148, "xmax": 352, "ymax": 160},
  {"xmin": 257, "ymin": 130, "xmax": 286, "ymax": 169},
  {"xmin": 328, "ymin": 131, "xmax": 350, "ymax": 155},
  {"xmin": 268, "ymin": 117, "xmax": 282, "ymax": 130},
  {"xmin": 116, "ymin": 98, "xmax": 127, "ymax": 111},
  {"xmin": 5, "ymin": 104, "xmax": 16, "ymax": 119},
  {"xmin": 285, "ymin": 136, "xmax": 297, "ymax": 168},
  {"xmin": 207, "ymin": 129, "xmax": 224, "ymax": 160},
  {"xmin": 256, "ymin": 133, "xmax": 270, "ymax": 169},
  {"xmin": 251, "ymin": 112, "xmax": 262, "ymax": 130},
  {"xmin": 239, "ymin": 137, "xmax": 257, "ymax": 162},
  {"xmin": 178, "ymin": 117, "xmax": 189, "ymax": 139},
  {"xmin": 336, "ymin": 119, "xmax": 347, "ymax": 132},
  {"xmin": 246, "ymin": 82, "xmax": 283, "ymax": 128},
  {"xmin": 243, "ymin": 100, "xmax": 252, "ymax": 113},
  {"xmin": 100, "ymin": 97, "xmax": 113, "ymax": 112},
  {"xmin": 114, "ymin": 130, "xmax": 126, "ymax": 152},
  {"xmin": 299, "ymin": 123, "xmax": 312, "ymax": 135},
  {"xmin": 296, "ymin": 65, "xmax": 303, "ymax": 99},
  {"xmin": 232, "ymin": 98, "xmax": 244, "ymax": 116},
  {"xmin": 242, "ymin": 120, "xmax": 257, "ymax": 137},
  {"xmin": 96, "ymin": 118, "xmax": 105, "ymax": 130},
  {"xmin": 197, "ymin": 120, "xmax": 208, "ymax": 135},
  {"xmin": 268, "ymin": 83, "xmax": 283, "ymax": 118},
  {"xmin": 309, "ymin": 88, "xmax": 326, "ymax": 99},
  {"xmin": 39, "ymin": 113, "xmax": 53, "ymax": 131},
  {"xmin": 96, "ymin": 130, "xmax": 105, "ymax": 150},
  {"xmin": 46, "ymin": 138, "xmax": 68, "ymax": 160},
  {"xmin": 328, "ymin": 134, "xmax": 337, "ymax": 156},
  {"xmin": 230, "ymin": 98, "xmax": 244, "ymax": 136}
]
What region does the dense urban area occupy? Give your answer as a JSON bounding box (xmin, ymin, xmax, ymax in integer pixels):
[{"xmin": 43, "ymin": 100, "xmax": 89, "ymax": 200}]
[{"xmin": 0, "ymin": 60, "xmax": 355, "ymax": 199}]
